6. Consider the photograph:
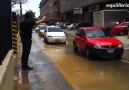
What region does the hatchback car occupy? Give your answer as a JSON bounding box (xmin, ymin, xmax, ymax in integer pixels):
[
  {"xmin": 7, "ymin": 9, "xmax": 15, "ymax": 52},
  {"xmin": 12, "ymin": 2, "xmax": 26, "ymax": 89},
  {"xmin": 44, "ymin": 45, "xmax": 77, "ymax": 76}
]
[
  {"xmin": 111, "ymin": 22, "xmax": 129, "ymax": 36},
  {"xmin": 73, "ymin": 27, "xmax": 124, "ymax": 59},
  {"xmin": 44, "ymin": 26, "xmax": 67, "ymax": 44}
]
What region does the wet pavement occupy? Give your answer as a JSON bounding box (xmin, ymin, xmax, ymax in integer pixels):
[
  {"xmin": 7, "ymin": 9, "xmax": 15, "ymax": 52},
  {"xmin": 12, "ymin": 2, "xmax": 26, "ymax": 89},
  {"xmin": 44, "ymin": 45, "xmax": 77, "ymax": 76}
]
[
  {"xmin": 14, "ymin": 37, "xmax": 73, "ymax": 90},
  {"xmin": 14, "ymin": 32, "xmax": 129, "ymax": 90},
  {"xmin": 34, "ymin": 33, "xmax": 129, "ymax": 90}
]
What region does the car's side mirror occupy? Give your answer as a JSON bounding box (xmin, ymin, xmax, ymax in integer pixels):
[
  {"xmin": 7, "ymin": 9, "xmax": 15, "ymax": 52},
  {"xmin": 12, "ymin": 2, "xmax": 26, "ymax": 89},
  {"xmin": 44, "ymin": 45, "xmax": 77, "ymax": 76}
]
[
  {"xmin": 76, "ymin": 33, "xmax": 79, "ymax": 36},
  {"xmin": 80, "ymin": 35, "xmax": 85, "ymax": 38}
]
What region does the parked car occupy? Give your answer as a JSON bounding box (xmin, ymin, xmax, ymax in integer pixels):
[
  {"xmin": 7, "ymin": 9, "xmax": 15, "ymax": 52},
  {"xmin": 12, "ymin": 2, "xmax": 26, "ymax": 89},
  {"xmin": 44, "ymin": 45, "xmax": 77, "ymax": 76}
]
[
  {"xmin": 60, "ymin": 23, "xmax": 67, "ymax": 29},
  {"xmin": 75, "ymin": 22, "xmax": 93, "ymax": 30},
  {"xmin": 67, "ymin": 23, "xmax": 76, "ymax": 30},
  {"xmin": 73, "ymin": 27, "xmax": 124, "ymax": 59},
  {"xmin": 110, "ymin": 22, "xmax": 129, "ymax": 36},
  {"xmin": 44, "ymin": 26, "xmax": 67, "ymax": 44},
  {"xmin": 38, "ymin": 25, "xmax": 47, "ymax": 37}
]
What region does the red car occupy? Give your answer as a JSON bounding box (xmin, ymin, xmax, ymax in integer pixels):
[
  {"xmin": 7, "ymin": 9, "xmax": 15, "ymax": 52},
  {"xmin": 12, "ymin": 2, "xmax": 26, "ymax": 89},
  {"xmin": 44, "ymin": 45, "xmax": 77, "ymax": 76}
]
[
  {"xmin": 73, "ymin": 27, "xmax": 124, "ymax": 59},
  {"xmin": 111, "ymin": 22, "xmax": 129, "ymax": 36}
]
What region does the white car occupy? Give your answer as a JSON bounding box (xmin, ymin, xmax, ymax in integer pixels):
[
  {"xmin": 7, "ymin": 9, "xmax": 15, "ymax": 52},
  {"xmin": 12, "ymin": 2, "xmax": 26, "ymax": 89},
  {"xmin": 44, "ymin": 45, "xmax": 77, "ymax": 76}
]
[
  {"xmin": 67, "ymin": 23, "xmax": 76, "ymax": 30},
  {"xmin": 44, "ymin": 26, "xmax": 67, "ymax": 44}
]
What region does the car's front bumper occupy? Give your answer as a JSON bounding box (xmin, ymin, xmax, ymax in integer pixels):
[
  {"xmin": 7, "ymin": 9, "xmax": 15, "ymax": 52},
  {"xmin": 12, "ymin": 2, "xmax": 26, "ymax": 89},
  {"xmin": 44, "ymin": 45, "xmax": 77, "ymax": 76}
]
[
  {"xmin": 47, "ymin": 37, "xmax": 66, "ymax": 43},
  {"xmin": 39, "ymin": 32, "xmax": 44, "ymax": 37},
  {"xmin": 89, "ymin": 47, "xmax": 124, "ymax": 57}
]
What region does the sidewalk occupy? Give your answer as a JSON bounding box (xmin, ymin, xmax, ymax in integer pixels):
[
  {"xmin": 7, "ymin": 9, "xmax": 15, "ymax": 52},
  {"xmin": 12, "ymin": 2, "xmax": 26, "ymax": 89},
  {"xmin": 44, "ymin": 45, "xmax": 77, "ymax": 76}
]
[
  {"xmin": 14, "ymin": 38, "xmax": 73, "ymax": 90},
  {"xmin": 64, "ymin": 29, "xmax": 129, "ymax": 61}
]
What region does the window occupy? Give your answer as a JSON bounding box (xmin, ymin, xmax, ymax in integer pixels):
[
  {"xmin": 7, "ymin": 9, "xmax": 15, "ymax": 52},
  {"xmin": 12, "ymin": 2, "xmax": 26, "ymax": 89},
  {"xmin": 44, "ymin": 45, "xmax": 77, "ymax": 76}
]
[
  {"xmin": 76, "ymin": 29, "xmax": 85, "ymax": 36},
  {"xmin": 79, "ymin": 29, "xmax": 85, "ymax": 36},
  {"xmin": 48, "ymin": 27, "xmax": 63, "ymax": 32},
  {"xmin": 86, "ymin": 29, "xmax": 105, "ymax": 38},
  {"xmin": 40, "ymin": 26, "xmax": 47, "ymax": 30}
]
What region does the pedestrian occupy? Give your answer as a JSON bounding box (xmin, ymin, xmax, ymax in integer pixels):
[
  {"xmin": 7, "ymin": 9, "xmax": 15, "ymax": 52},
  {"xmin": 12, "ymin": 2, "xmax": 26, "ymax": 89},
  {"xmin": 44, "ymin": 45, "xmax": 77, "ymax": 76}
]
[{"xmin": 20, "ymin": 11, "xmax": 46, "ymax": 70}]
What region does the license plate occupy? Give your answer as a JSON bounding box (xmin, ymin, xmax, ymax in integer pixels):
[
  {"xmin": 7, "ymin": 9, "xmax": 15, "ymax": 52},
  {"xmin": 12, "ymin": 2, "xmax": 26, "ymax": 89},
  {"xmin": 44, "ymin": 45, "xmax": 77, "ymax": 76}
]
[
  {"xmin": 54, "ymin": 39, "xmax": 60, "ymax": 42},
  {"xmin": 107, "ymin": 49, "xmax": 114, "ymax": 53}
]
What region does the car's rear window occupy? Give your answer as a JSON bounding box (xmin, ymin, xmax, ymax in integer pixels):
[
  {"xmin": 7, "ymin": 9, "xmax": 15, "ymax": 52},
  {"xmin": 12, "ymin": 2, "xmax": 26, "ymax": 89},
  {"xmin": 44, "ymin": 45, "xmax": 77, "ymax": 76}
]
[
  {"xmin": 86, "ymin": 29, "xmax": 105, "ymax": 38},
  {"xmin": 40, "ymin": 26, "xmax": 46, "ymax": 30},
  {"xmin": 48, "ymin": 28, "xmax": 63, "ymax": 32}
]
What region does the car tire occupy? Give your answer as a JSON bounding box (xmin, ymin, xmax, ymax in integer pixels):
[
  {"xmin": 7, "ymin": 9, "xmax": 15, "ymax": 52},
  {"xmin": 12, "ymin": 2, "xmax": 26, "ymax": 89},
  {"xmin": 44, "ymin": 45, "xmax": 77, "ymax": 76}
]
[
  {"xmin": 38, "ymin": 33, "xmax": 41, "ymax": 37},
  {"xmin": 46, "ymin": 38, "xmax": 49, "ymax": 44},
  {"xmin": 44, "ymin": 38, "xmax": 46, "ymax": 42},
  {"xmin": 71, "ymin": 27, "xmax": 74, "ymax": 30},
  {"xmin": 119, "ymin": 31, "xmax": 124, "ymax": 36},
  {"xmin": 85, "ymin": 48, "xmax": 92, "ymax": 59},
  {"xmin": 115, "ymin": 54, "xmax": 122, "ymax": 60},
  {"xmin": 73, "ymin": 42, "xmax": 78, "ymax": 53},
  {"xmin": 44, "ymin": 38, "xmax": 49, "ymax": 44},
  {"xmin": 63, "ymin": 42, "xmax": 66, "ymax": 44}
]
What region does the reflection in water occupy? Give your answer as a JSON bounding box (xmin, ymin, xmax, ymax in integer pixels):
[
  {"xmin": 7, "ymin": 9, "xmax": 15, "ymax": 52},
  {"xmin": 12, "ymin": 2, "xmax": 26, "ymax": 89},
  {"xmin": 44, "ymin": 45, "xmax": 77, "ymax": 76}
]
[
  {"xmin": 14, "ymin": 70, "xmax": 42, "ymax": 90},
  {"xmin": 18, "ymin": 70, "xmax": 31, "ymax": 90},
  {"xmin": 14, "ymin": 70, "xmax": 30, "ymax": 90}
]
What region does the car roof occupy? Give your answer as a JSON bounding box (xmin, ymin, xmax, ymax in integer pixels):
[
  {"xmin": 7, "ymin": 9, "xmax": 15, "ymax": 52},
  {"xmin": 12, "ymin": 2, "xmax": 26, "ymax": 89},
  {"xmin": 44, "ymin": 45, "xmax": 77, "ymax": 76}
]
[{"xmin": 79, "ymin": 26, "xmax": 103, "ymax": 30}]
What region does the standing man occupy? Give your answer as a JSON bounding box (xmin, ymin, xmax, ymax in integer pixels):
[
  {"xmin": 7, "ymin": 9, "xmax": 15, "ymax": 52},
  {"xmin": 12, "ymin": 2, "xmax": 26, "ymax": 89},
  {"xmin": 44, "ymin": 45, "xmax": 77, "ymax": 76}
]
[{"xmin": 20, "ymin": 11, "xmax": 46, "ymax": 70}]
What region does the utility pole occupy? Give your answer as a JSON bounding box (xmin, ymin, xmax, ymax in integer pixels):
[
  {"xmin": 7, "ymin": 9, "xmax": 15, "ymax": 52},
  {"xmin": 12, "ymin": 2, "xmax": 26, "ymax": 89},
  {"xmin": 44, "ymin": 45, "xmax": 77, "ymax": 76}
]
[{"xmin": 20, "ymin": 1, "xmax": 22, "ymax": 22}]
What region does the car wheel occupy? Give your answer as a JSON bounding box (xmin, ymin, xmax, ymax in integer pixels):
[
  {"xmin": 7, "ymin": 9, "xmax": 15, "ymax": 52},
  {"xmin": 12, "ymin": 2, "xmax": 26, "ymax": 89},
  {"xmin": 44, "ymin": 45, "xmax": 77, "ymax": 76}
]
[
  {"xmin": 44, "ymin": 38, "xmax": 49, "ymax": 44},
  {"xmin": 71, "ymin": 27, "xmax": 74, "ymax": 30},
  {"xmin": 73, "ymin": 42, "xmax": 78, "ymax": 53},
  {"xmin": 63, "ymin": 42, "xmax": 66, "ymax": 44},
  {"xmin": 44, "ymin": 38, "xmax": 46, "ymax": 42},
  {"xmin": 119, "ymin": 31, "xmax": 124, "ymax": 36},
  {"xmin": 85, "ymin": 48, "xmax": 92, "ymax": 59},
  {"xmin": 38, "ymin": 33, "xmax": 41, "ymax": 37},
  {"xmin": 115, "ymin": 54, "xmax": 122, "ymax": 60},
  {"xmin": 46, "ymin": 38, "xmax": 49, "ymax": 44}
]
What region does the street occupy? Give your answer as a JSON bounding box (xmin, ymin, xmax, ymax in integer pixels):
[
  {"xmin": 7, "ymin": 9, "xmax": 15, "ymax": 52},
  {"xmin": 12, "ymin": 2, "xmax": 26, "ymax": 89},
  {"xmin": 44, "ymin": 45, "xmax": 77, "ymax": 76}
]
[{"xmin": 30, "ymin": 32, "xmax": 129, "ymax": 90}]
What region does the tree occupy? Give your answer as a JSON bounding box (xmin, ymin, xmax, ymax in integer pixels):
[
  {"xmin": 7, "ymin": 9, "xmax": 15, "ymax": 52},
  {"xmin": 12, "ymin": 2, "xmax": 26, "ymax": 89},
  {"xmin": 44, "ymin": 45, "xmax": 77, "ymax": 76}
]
[
  {"xmin": 12, "ymin": 0, "xmax": 28, "ymax": 7},
  {"xmin": 12, "ymin": 0, "xmax": 28, "ymax": 21}
]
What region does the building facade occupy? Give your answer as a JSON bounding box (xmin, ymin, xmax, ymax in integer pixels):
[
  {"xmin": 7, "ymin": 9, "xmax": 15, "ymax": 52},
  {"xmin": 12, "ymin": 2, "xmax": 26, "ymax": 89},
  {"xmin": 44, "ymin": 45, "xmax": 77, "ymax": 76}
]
[
  {"xmin": 39, "ymin": 0, "xmax": 60, "ymax": 24},
  {"xmin": 60, "ymin": 0, "xmax": 129, "ymax": 24}
]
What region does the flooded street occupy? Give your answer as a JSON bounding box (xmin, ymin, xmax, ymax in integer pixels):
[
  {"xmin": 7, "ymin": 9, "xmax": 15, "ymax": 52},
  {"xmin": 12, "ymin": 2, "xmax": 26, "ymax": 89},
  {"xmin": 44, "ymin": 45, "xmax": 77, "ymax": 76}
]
[{"xmin": 33, "ymin": 33, "xmax": 129, "ymax": 90}]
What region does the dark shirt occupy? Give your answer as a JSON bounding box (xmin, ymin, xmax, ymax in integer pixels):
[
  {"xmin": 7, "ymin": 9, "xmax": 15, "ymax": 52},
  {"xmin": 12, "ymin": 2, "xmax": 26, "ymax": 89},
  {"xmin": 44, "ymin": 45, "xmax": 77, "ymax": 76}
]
[{"xmin": 20, "ymin": 19, "xmax": 36, "ymax": 39}]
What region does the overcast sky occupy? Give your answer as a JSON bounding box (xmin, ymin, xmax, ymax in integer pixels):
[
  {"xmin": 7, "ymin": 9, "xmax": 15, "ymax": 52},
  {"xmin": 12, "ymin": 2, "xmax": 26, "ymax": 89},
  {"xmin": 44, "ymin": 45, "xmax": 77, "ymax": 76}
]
[{"xmin": 13, "ymin": 0, "xmax": 41, "ymax": 17}]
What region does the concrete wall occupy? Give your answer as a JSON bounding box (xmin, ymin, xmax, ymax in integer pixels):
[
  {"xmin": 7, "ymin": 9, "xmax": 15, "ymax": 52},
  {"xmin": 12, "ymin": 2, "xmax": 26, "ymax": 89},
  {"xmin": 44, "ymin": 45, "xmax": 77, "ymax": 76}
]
[{"xmin": 0, "ymin": 50, "xmax": 14, "ymax": 90}]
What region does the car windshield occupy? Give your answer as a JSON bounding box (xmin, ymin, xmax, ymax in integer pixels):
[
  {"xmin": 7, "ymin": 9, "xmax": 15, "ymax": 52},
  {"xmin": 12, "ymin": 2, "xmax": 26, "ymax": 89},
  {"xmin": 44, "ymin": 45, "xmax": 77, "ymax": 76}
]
[
  {"xmin": 40, "ymin": 26, "xmax": 47, "ymax": 30},
  {"xmin": 40, "ymin": 23, "xmax": 46, "ymax": 26},
  {"xmin": 48, "ymin": 27, "xmax": 63, "ymax": 32},
  {"xmin": 86, "ymin": 29, "xmax": 105, "ymax": 38}
]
